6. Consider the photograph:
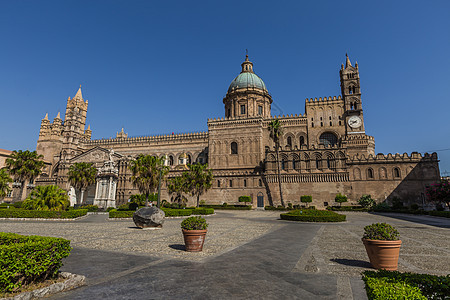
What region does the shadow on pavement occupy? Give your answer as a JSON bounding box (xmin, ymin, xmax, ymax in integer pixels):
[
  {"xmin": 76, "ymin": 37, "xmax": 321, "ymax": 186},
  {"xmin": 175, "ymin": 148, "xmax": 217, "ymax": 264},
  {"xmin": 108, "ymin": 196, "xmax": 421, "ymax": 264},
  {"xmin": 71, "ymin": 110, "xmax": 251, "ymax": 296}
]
[
  {"xmin": 369, "ymin": 212, "xmax": 450, "ymax": 229},
  {"xmin": 330, "ymin": 258, "xmax": 372, "ymax": 269},
  {"xmin": 169, "ymin": 244, "xmax": 185, "ymax": 251}
]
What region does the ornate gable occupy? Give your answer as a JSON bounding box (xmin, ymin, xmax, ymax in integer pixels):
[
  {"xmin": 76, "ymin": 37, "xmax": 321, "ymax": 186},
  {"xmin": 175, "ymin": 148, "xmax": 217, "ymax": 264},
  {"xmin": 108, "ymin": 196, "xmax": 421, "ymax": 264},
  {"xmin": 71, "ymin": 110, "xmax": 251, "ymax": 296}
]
[{"xmin": 70, "ymin": 147, "xmax": 123, "ymax": 164}]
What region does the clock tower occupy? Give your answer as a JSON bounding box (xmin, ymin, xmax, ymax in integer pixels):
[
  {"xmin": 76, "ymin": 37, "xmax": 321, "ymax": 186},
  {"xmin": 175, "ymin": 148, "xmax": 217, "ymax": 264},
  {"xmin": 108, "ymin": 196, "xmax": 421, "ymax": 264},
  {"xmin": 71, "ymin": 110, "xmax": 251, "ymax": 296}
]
[{"xmin": 340, "ymin": 54, "xmax": 365, "ymax": 134}]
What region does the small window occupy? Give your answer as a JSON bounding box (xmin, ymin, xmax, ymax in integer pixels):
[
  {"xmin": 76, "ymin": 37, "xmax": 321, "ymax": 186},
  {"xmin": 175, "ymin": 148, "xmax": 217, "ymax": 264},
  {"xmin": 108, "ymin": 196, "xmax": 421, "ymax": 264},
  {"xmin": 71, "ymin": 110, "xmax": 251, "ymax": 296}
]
[
  {"xmin": 240, "ymin": 105, "xmax": 246, "ymax": 114},
  {"xmin": 316, "ymin": 159, "xmax": 321, "ymax": 169},
  {"xmin": 227, "ymin": 108, "xmax": 231, "ymax": 117},
  {"xmin": 217, "ymin": 180, "xmax": 221, "ymax": 188},
  {"xmin": 243, "ymin": 179, "xmax": 247, "ymax": 187},
  {"xmin": 320, "ymin": 122, "xmax": 323, "ymax": 127},
  {"xmin": 394, "ymin": 168, "xmax": 400, "ymax": 178},
  {"xmin": 339, "ymin": 121, "xmax": 341, "ymax": 126},
  {"xmin": 329, "ymin": 116, "xmax": 332, "ymax": 120},
  {"xmin": 258, "ymin": 105, "xmax": 263, "ymax": 115},
  {"xmin": 329, "ymin": 121, "xmax": 332, "ymax": 126},
  {"xmin": 368, "ymin": 168, "xmax": 374, "ymax": 179},
  {"xmin": 258, "ymin": 179, "xmax": 262, "ymax": 187},
  {"xmin": 327, "ymin": 158, "xmax": 331, "ymax": 169},
  {"xmin": 300, "ymin": 136, "xmax": 305, "ymax": 145},
  {"xmin": 287, "ymin": 136, "xmax": 292, "ymax": 147},
  {"xmin": 281, "ymin": 160, "xmax": 287, "ymax": 170},
  {"xmin": 320, "ymin": 117, "xmax": 323, "ymax": 120},
  {"xmin": 231, "ymin": 142, "xmax": 238, "ymax": 154},
  {"xmin": 169, "ymin": 155, "xmax": 174, "ymax": 166},
  {"xmin": 229, "ymin": 180, "xmax": 233, "ymax": 188},
  {"xmin": 312, "ymin": 122, "xmax": 314, "ymax": 127}
]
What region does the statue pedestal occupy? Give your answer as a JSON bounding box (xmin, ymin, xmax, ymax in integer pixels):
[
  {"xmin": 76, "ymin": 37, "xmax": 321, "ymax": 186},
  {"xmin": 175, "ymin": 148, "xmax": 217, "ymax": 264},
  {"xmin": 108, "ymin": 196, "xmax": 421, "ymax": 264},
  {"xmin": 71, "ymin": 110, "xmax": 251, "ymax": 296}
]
[{"xmin": 94, "ymin": 158, "xmax": 118, "ymax": 209}]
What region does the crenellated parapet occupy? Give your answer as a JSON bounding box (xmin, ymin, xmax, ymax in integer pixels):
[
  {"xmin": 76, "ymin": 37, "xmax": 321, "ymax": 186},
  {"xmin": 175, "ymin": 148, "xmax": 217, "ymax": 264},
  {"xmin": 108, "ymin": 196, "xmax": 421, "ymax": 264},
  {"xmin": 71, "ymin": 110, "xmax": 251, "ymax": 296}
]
[
  {"xmin": 305, "ymin": 96, "xmax": 343, "ymax": 105},
  {"xmin": 84, "ymin": 131, "xmax": 209, "ymax": 146},
  {"xmin": 347, "ymin": 152, "xmax": 438, "ymax": 164}
]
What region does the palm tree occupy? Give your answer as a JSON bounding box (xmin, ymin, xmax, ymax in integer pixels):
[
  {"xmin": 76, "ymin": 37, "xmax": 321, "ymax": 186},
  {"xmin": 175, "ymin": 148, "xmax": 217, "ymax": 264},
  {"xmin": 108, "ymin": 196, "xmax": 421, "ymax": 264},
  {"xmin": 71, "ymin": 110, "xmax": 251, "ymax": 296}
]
[
  {"xmin": 184, "ymin": 163, "xmax": 213, "ymax": 208},
  {"xmin": 23, "ymin": 185, "xmax": 69, "ymax": 210},
  {"xmin": 0, "ymin": 169, "xmax": 13, "ymax": 199},
  {"xmin": 68, "ymin": 162, "xmax": 97, "ymax": 205},
  {"xmin": 168, "ymin": 175, "xmax": 188, "ymax": 207},
  {"xmin": 5, "ymin": 150, "xmax": 45, "ymax": 200},
  {"xmin": 268, "ymin": 119, "xmax": 285, "ymax": 207},
  {"xmin": 129, "ymin": 155, "xmax": 169, "ymax": 207}
]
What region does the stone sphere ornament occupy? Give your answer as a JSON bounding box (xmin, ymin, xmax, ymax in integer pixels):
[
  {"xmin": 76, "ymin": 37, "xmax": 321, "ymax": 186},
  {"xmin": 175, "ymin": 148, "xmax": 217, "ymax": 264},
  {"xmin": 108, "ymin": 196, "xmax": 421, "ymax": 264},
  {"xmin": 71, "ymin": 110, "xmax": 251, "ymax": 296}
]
[{"xmin": 133, "ymin": 207, "xmax": 165, "ymax": 229}]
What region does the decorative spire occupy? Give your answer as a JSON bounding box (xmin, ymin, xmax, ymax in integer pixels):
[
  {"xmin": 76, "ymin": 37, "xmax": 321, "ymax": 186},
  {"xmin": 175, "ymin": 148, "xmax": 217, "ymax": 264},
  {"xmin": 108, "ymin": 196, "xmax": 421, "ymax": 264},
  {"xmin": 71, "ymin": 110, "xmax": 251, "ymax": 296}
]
[
  {"xmin": 43, "ymin": 113, "xmax": 49, "ymax": 120},
  {"xmin": 55, "ymin": 112, "xmax": 61, "ymax": 119},
  {"xmin": 74, "ymin": 85, "xmax": 83, "ymax": 100},
  {"xmin": 345, "ymin": 53, "xmax": 352, "ymax": 68},
  {"xmin": 87, "ymin": 124, "xmax": 91, "ymax": 131},
  {"xmin": 241, "ymin": 53, "xmax": 254, "ymax": 73}
]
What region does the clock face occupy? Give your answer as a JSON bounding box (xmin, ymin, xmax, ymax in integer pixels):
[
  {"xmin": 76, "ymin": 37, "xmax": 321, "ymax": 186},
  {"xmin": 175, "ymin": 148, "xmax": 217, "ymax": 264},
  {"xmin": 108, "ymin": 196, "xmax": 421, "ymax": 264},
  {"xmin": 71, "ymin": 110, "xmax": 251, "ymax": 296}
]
[{"xmin": 348, "ymin": 116, "xmax": 362, "ymax": 128}]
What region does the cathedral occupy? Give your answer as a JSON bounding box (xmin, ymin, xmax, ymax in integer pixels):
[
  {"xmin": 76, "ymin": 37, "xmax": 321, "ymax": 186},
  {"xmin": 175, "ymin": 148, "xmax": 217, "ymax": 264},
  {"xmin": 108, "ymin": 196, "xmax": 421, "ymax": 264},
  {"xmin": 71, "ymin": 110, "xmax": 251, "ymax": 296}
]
[{"xmin": 31, "ymin": 54, "xmax": 440, "ymax": 208}]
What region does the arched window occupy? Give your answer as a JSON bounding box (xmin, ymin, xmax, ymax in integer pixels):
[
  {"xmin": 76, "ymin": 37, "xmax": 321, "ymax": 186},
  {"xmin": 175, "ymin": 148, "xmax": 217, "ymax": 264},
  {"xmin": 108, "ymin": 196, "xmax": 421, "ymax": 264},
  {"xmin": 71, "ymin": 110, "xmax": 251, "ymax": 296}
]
[
  {"xmin": 217, "ymin": 180, "xmax": 221, "ymax": 188},
  {"xmin": 243, "ymin": 179, "xmax": 247, "ymax": 187},
  {"xmin": 326, "ymin": 157, "xmax": 331, "ymax": 169},
  {"xmin": 393, "ymin": 168, "xmax": 400, "ymax": 178},
  {"xmin": 287, "ymin": 136, "xmax": 292, "ymax": 148},
  {"xmin": 316, "ymin": 159, "xmax": 321, "ymax": 169},
  {"xmin": 169, "ymin": 155, "xmax": 174, "ymax": 166},
  {"xmin": 300, "ymin": 136, "xmax": 305, "ymax": 145},
  {"xmin": 281, "ymin": 159, "xmax": 287, "ymax": 170},
  {"xmin": 229, "ymin": 180, "xmax": 233, "ymax": 188},
  {"xmin": 231, "ymin": 142, "xmax": 238, "ymax": 154},
  {"xmin": 258, "ymin": 179, "xmax": 262, "ymax": 187},
  {"xmin": 319, "ymin": 132, "xmax": 338, "ymax": 146},
  {"xmin": 367, "ymin": 168, "xmax": 374, "ymax": 179},
  {"xmin": 349, "ymin": 87, "xmax": 353, "ymax": 94},
  {"xmin": 187, "ymin": 155, "xmax": 191, "ymax": 164}
]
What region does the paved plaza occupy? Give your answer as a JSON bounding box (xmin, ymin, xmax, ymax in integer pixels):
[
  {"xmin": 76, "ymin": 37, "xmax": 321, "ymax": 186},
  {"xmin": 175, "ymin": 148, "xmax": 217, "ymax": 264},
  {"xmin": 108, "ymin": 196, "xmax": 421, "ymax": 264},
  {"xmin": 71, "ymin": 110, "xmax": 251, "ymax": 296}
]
[{"xmin": 1, "ymin": 211, "xmax": 449, "ymax": 299}]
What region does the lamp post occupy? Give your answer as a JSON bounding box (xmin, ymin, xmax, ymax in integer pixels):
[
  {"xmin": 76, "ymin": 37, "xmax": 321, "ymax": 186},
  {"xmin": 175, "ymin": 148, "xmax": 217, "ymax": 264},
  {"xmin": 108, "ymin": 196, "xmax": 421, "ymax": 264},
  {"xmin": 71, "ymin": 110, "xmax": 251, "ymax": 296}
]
[{"xmin": 157, "ymin": 155, "xmax": 168, "ymax": 208}]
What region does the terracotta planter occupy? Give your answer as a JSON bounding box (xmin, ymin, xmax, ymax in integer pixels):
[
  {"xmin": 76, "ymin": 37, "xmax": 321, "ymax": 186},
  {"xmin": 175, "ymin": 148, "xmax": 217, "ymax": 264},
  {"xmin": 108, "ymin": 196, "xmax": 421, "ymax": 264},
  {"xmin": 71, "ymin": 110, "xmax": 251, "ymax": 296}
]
[
  {"xmin": 362, "ymin": 238, "xmax": 402, "ymax": 271},
  {"xmin": 182, "ymin": 229, "xmax": 207, "ymax": 252}
]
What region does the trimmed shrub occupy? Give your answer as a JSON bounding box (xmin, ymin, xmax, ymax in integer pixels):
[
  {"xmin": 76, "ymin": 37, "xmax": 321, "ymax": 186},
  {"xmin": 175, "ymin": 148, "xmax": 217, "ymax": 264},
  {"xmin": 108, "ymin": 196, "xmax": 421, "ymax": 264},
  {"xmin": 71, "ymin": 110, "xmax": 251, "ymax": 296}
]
[
  {"xmin": 300, "ymin": 195, "xmax": 312, "ymax": 206},
  {"xmin": 13, "ymin": 201, "xmax": 23, "ymax": 209},
  {"xmin": 0, "ymin": 209, "xmax": 88, "ymax": 219},
  {"xmin": 109, "ymin": 210, "xmax": 134, "ymax": 218},
  {"xmin": 79, "ymin": 204, "xmax": 99, "ymax": 212},
  {"xmin": 0, "ymin": 232, "xmax": 71, "ymax": 292},
  {"xmin": 200, "ymin": 204, "xmax": 251, "ymax": 210},
  {"xmin": 181, "ymin": 216, "xmax": 208, "ymax": 230},
  {"xmin": 362, "ymin": 270, "xmax": 450, "ymax": 300},
  {"xmin": 265, "ymin": 206, "xmax": 289, "ymax": 211},
  {"xmin": 429, "ymin": 211, "xmax": 450, "ymax": 218},
  {"xmin": 191, "ymin": 208, "xmax": 214, "ymax": 215},
  {"xmin": 372, "ymin": 202, "xmax": 391, "ymax": 211},
  {"xmin": 391, "ymin": 197, "xmax": 404, "ymax": 210},
  {"xmin": 280, "ymin": 209, "xmax": 346, "ymax": 222},
  {"xmin": 128, "ymin": 202, "xmax": 139, "ymax": 211},
  {"xmin": 327, "ymin": 206, "xmax": 368, "ymax": 212},
  {"xmin": 363, "ymin": 223, "xmax": 399, "ymax": 241},
  {"xmin": 162, "ymin": 209, "xmax": 193, "ymax": 217},
  {"xmin": 238, "ymin": 196, "xmax": 252, "ymax": 204},
  {"xmin": 358, "ymin": 194, "xmax": 375, "ymax": 209},
  {"xmin": 334, "ymin": 193, "xmax": 348, "ymax": 207}
]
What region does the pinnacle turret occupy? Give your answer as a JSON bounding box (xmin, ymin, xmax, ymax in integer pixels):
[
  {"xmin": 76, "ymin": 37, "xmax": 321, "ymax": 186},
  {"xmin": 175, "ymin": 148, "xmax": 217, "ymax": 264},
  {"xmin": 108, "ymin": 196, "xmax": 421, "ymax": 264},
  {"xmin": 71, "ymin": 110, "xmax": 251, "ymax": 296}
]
[
  {"xmin": 241, "ymin": 54, "xmax": 254, "ymax": 73},
  {"xmin": 345, "ymin": 53, "xmax": 352, "ymax": 68}
]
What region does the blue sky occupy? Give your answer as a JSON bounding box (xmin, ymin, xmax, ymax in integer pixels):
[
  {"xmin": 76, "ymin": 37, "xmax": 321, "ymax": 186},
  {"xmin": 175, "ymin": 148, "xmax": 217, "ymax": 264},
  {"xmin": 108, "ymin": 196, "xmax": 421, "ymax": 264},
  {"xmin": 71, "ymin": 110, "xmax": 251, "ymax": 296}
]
[{"xmin": 1, "ymin": 0, "xmax": 449, "ymax": 174}]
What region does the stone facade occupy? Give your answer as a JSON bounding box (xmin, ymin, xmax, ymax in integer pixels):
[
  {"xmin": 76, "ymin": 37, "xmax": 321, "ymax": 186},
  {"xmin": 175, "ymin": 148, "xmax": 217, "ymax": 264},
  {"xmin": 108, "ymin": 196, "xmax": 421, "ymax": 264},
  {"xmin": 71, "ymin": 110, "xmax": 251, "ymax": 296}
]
[{"xmin": 32, "ymin": 54, "xmax": 440, "ymax": 208}]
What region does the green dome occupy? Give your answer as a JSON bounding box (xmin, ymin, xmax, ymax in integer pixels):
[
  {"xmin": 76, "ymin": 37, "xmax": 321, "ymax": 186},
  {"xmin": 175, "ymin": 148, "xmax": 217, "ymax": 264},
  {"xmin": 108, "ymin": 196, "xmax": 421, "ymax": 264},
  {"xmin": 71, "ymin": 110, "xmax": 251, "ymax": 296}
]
[{"xmin": 228, "ymin": 72, "xmax": 267, "ymax": 93}]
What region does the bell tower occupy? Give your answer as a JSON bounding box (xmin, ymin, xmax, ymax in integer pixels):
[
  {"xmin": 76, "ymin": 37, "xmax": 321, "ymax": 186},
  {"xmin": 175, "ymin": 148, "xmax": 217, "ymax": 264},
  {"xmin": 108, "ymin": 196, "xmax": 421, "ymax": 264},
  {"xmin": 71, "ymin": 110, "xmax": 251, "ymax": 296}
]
[{"xmin": 340, "ymin": 54, "xmax": 365, "ymax": 134}]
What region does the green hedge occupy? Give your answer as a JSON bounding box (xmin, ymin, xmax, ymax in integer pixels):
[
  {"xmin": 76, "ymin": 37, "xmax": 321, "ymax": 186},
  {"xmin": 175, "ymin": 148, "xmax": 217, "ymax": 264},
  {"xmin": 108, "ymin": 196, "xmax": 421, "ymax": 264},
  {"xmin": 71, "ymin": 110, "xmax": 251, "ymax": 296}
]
[
  {"xmin": 429, "ymin": 211, "xmax": 450, "ymax": 218},
  {"xmin": 280, "ymin": 209, "xmax": 346, "ymax": 222},
  {"xmin": 327, "ymin": 206, "xmax": 368, "ymax": 212},
  {"xmin": 78, "ymin": 205, "xmax": 99, "ymax": 212},
  {"xmin": 109, "ymin": 208, "xmax": 215, "ymax": 218},
  {"xmin": 200, "ymin": 205, "xmax": 252, "ymax": 210},
  {"xmin": 0, "ymin": 209, "xmax": 88, "ymax": 219},
  {"xmin": 362, "ymin": 270, "xmax": 450, "ymax": 300},
  {"xmin": 191, "ymin": 208, "xmax": 215, "ymax": 215},
  {"xmin": 0, "ymin": 232, "xmax": 71, "ymax": 293}
]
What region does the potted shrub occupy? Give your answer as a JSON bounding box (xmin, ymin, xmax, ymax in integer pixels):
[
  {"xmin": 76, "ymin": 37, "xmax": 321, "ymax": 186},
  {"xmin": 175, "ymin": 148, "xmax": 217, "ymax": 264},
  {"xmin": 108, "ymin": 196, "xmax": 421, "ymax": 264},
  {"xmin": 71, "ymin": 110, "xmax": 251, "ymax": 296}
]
[
  {"xmin": 181, "ymin": 216, "xmax": 208, "ymax": 252},
  {"xmin": 362, "ymin": 223, "xmax": 402, "ymax": 271}
]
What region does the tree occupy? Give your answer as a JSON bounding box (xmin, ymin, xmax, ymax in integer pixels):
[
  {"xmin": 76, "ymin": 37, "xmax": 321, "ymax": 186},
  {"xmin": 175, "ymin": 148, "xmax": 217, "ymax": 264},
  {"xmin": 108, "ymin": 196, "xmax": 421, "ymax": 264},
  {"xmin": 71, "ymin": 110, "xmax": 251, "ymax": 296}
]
[
  {"xmin": 5, "ymin": 150, "xmax": 45, "ymax": 200},
  {"xmin": 425, "ymin": 180, "xmax": 450, "ymax": 209},
  {"xmin": 129, "ymin": 155, "xmax": 169, "ymax": 207},
  {"xmin": 168, "ymin": 175, "xmax": 188, "ymax": 207},
  {"xmin": 23, "ymin": 185, "xmax": 70, "ymax": 211},
  {"xmin": 268, "ymin": 119, "xmax": 285, "ymax": 207},
  {"xmin": 358, "ymin": 194, "xmax": 375, "ymax": 209},
  {"xmin": 0, "ymin": 169, "xmax": 13, "ymax": 198},
  {"xmin": 184, "ymin": 163, "xmax": 213, "ymax": 208},
  {"xmin": 68, "ymin": 162, "xmax": 97, "ymax": 205},
  {"xmin": 300, "ymin": 195, "xmax": 312, "ymax": 207},
  {"xmin": 238, "ymin": 195, "xmax": 252, "ymax": 206},
  {"xmin": 335, "ymin": 193, "xmax": 348, "ymax": 207}
]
